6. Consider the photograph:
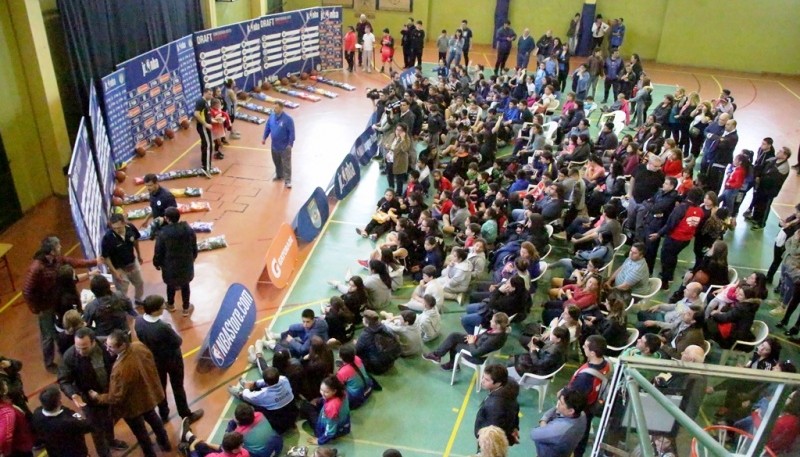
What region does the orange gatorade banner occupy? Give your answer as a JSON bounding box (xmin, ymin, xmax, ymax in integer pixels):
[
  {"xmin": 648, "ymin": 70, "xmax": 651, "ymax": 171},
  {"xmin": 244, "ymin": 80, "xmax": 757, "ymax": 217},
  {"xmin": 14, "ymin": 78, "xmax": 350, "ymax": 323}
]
[{"xmin": 264, "ymin": 222, "xmax": 298, "ymax": 288}]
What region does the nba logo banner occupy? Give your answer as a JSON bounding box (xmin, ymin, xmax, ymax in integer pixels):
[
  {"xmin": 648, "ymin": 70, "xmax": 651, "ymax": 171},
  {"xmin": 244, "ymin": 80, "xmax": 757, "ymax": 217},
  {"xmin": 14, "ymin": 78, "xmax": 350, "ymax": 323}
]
[
  {"xmin": 293, "ymin": 187, "xmax": 329, "ymax": 242},
  {"xmin": 200, "ymin": 283, "xmax": 256, "ymax": 368}
]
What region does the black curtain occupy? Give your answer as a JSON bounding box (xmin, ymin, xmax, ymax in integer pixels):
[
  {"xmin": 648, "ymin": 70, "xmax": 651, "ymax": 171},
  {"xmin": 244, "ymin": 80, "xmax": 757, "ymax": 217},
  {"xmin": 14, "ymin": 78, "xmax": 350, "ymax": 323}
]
[{"xmin": 57, "ymin": 0, "xmax": 204, "ymax": 113}]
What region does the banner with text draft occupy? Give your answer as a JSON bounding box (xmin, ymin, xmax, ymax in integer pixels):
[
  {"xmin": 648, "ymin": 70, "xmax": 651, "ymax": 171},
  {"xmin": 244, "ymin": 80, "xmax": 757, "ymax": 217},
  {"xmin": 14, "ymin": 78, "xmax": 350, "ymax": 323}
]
[
  {"xmin": 198, "ymin": 283, "xmax": 256, "ymax": 368},
  {"xmin": 115, "ymin": 36, "xmax": 201, "ymax": 150},
  {"xmin": 293, "ymin": 187, "xmax": 330, "ymax": 243}
]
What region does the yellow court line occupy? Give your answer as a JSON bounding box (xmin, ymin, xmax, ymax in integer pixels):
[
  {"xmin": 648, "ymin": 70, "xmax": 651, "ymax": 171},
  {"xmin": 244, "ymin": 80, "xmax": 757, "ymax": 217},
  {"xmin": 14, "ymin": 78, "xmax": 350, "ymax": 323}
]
[
  {"xmin": 0, "ymin": 242, "xmax": 81, "ymax": 315},
  {"xmin": 329, "ymin": 219, "xmax": 363, "ymax": 226},
  {"xmin": 134, "ymin": 140, "xmax": 200, "ymax": 195},
  {"xmin": 349, "ymin": 437, "xmax": 469, "ymax": 457},
  {"xmin": 223, "ymin": 145, "xmax": 268, "ymax": 152},
  {"xmin": 777, "ymin": 81, "xmax": 800, "ymax": 102},
  {"xmin": 709, "ymin": 74, "xmax": 724, "ymax": 93},
  {"xmin": 443, "ymin": 372, "xmax": 478, "ymax": 457}
]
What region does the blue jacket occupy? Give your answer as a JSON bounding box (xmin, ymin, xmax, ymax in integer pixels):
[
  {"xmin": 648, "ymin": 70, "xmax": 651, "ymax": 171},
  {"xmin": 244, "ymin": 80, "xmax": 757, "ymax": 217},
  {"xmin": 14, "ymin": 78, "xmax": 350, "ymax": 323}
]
[
  {"xmin": 287, "ymin": 318, "xmax": 329, "ymax": 356},
  {"xmin": 610, "ymin": 24, "xmax": 626, "ymax": 48},
  {"xmin": 262, "ymin": 112, "xmax": 295, "ymax": 150},
  {"xmin": 315, "ymin": 396, "xmax": 351, "ymax": 445},
  {"xmin": 495, "ymin": 27, "xmax": 517, "ymax": 53},
  {"xmin": 530, "ymin": 408, "xmax": 587, "ymax": 457},
  {"xmin": 604, "ymin": 57, "xmax": 623, "ymax": 80}
]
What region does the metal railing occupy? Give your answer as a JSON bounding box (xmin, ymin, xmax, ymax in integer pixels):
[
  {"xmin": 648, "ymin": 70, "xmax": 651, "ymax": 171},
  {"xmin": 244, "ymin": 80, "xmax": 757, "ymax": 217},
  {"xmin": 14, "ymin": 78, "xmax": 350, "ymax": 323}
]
[{"xmin": 592, "ymin": 355, "xmax": 800, "ymax": 457}]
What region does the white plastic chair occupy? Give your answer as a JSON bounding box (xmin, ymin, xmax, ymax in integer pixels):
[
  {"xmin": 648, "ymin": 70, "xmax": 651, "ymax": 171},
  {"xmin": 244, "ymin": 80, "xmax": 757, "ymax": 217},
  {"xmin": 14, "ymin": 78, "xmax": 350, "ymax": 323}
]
[
  {"xmin": 519, "ymin": 363, "xmax": 566, "ymax": 412},
  {"xmin": 450, "ymin": 348, "xmax": 502, "ymax": 392},
  {"xmin": 727, "ymin": 267, "xmax": 738, "ymax": 285},
  {"xmin": 719, "ymin": 320, "xmax": 769, "ymax": 366},
  {"xmin": 607, "ymin": 327, "xmax": 639, "ymax": 353},
  {"xmin": 543, "ymin": 121, "xmax": 559, "ymax": 146},
  {"xmin": 531, "ymin": 261, "xmax": 548, "ymax": 283},
  {"xmin": 703, "ymin": 339, "xmax": 712, "ymax": 356},
  {"xmin": 632, "ymin": 278, "xmax": 662, "ymax": 301},
  {"xmin": 613, "ymin": 234, "xmax": 628, "ymax": 252},
  {"xmin": 540, "ymin": 244, "xmax": 553, "ymax": 261},
  {"xmin": 545, "ymin": 224, "xmax": 554, "ymax": 238}
]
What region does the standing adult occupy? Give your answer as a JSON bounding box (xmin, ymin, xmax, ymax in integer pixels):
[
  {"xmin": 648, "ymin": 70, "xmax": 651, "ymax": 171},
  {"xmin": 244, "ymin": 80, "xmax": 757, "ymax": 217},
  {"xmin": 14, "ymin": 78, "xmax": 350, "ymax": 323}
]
[
  {"xmin": 516, "ymin": 29, "xmax": 535, "ymax": 70},
  {"xmin": 493, "ymin": 21, "xmax": 517, "ymax": 76},
  {"xmin": 566, "ymin": 13, "xmax": 581, "ymax": 54},
  {"xmin": 567, "ymin": 335, "xmax": 610, "ymax": 457},
  {"xmin": 591, "ymin": 15, "xmax": 609, "ymax": 50},
  {"xmin": 153, "ymin": 207, "xmax": 197, "ymax": 317},
  {"xmin": 535, "ymin": 30, "xmax": 553, "ymax": 64},
  {"xmin": 460, "ymin": 20, "xmax": 473, "ymax": 64},
  {"xmin": 400, "ymin": 19, "xmax": 415, "ymax": 69},
  {"xmin": 602, "ymin": 49, "xmax": 623, "ymax": 104},
  {"xmin": 58, "ymin": 327, "xmax": 126, "ymax": 457},
  {"xmin": 445, "ymin": 30, "xmax": 464, "ymax": 70},
  {"xmin": 100, "ymin": 213, "xmax": 143, "ymax": 306},
  {"xmin": 411, "ymin": 21, "xmax": 426, "ymax": 69},
  {"xmin": 748, "ymin": 146, "xmax": 791, "ymax": 229},
  {"xmin": 608, "ymin": 18, "xmax": 625, "ymax": 51},
  {"xmin": 134, "ymin": 295, "xmax": 203, "ymax": 424},
  {"xmin": 654, "ymin": 188, "xmax": 707, "ymax": 289},
  {"xmin": 261, "ymin": 101, "xmax": 296, "ymax": 188},
  {"xmin": 705, "ymin": 119, "xmax": 739, "ymax": 193},
  {"xmin": 24, "ymin": 236, "xmax": 98, "ymax": 372},
  {"xmin": 624, "ymin": 155, "xmax": 665, "ymax": 232},
  {"xmin": 361, "ymin": 25, "xmax": 376, "ymax": 73},
  {"xmin": 355, "ymin": 14, "xmax": 372, "ymax": 69},
  {"xmin": 89, "ymin": 330, "xmax": 172, "ymax": 457},
  {"xmin": 586, "ymin": 48, "xmax": 604, "ymax": 100},
  {"xmin": 143, "ymin": 173, "xmax": 178, "ymax": 234},
  {"xmin": 387, "ymin": 124, "xmax": 413, "ymax": 197},
  {"xmin": 474, "ymin": 364, "xmax": 520, "ymax": 446},
  {"xmin": 193, "ymin": 88, "xmax": 213, "ymax": 178}
]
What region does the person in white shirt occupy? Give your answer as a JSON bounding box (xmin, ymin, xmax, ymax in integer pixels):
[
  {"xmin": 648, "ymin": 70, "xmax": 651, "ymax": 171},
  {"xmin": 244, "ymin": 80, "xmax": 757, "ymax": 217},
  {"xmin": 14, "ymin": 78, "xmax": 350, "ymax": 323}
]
[
  {"xmin": 591, "ymin": 15, "xmax": 610, "ymax": 50},
  {"xmin": 399, "ymin": 265, "xmax": 444, "ymax": 312},
  {"xmin": 381, "ymin": 310, "xmax": 423, "ymax": 356},
  {"xmin": 361, "ymin": 26, "xmax": 376, "ymax": 73}
]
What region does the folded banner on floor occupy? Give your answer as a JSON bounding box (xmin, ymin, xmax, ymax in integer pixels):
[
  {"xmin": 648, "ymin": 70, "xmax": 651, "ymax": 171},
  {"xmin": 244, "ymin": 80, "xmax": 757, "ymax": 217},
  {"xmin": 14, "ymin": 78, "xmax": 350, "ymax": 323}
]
[
  {"xmin": 263, "ymin": 222, "xmax": 299, "ymax": 288},
  {"xmin": 293, "ymin": 187, "xmax": 330, "ymax": 243},
  {"xmin": 328, "ymin": 153, "xmax": 360, "ymax": 200},
  {"xmin": 199, "ymin": 283, "xmax": 256, "ymax": 368}
]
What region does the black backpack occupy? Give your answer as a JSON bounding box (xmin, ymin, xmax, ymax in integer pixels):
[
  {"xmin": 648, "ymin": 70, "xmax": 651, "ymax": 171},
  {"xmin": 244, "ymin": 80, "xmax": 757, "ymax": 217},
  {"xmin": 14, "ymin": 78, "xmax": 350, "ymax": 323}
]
[{"xmin": 374, "ymin": 329, "xmax": 402, "ymax": 361}]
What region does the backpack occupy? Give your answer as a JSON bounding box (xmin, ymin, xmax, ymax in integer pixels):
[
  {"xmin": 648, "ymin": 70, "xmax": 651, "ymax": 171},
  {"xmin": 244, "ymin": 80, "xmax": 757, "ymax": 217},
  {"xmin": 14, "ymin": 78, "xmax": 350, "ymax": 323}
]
[
  {"xmin": 580, "ymin": 366, "xmax": 611, "ymax": 417},
  {"xmin": 373, "ymin": 329, "xmax": 402, "ymax": 363}
]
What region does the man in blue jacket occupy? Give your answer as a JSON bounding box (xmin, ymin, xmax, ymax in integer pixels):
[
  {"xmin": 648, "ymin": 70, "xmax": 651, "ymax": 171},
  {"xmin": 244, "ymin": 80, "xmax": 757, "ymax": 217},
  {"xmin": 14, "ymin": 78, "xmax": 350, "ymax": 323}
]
[
  {"xmin": 530, "ymin": 387, "xmax": 587, "ymax": 457},
  {"xmin": 494, "ymin": 21, "xmax": 517, "ymax": 76},
  {"xmin": 261, "ymin": 101, "xmax": 296, "ymax": 188},
  {"xmin": 602, "ymin": 49, "xmax": 624, "ymax": 103}
]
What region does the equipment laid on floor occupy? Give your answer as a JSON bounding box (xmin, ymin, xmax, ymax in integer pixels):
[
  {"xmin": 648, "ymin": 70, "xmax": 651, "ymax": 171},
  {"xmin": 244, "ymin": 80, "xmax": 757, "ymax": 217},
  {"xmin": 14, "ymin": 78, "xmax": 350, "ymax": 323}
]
[
  {"xmin": 310, "ymin": 75, "xmax": 356, "ymax": 91},
  {"xmin": 240, "ymin": 102, "xmax": 273, "ymax": 115},
  {"xmin": 291, "ymin": 83, "xmax": 338, "ymax": 98},
  {"xmin": 271, "ymin": 84, "xmax": 322, "ymax": 102},
  {"xmin": 133, "ymin": 167, "xmax": 221, "ymax": 185},
  {"xmin": 120, "ymin": 187, "xmax": 203, "ymax": 205},
  {"xmin": 249, "ymin": 92, "xmax": 300, "ymax": 109},
  {"xmin": 233, "ymin": 111, "xmax": 266, "ymax": 124}
]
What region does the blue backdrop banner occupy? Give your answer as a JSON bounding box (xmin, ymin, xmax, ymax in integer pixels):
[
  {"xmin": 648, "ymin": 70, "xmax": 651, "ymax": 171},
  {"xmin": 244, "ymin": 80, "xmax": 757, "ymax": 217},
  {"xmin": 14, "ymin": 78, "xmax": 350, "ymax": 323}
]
[
  {"xmin": 101, "ymin": 70, "xmax": 135, "ymax": 164},
  {"xmin": 202, "ymin": 283, "xmax": 257, "ymax": 368},
  {"xmin": 67, "ymin": 118, "xmax": 105, "ymax": 259},
  {"xmin": 194, "ymin": 7, "xmax": 342, "ymax": 91},
  {"xmin": 88, "ymin": 84, "xmax": 116, "ymax": 211},
  {"xmin": 293, "ymin": 187, "xmax": 329, "ymax": 243},
  {"xmin": 329, "ymin": 152, "xmax": 360, "ymax": 200},
  {"xmin": 116, "ymin": 37, "xmax": 200, "ymax": 151}
]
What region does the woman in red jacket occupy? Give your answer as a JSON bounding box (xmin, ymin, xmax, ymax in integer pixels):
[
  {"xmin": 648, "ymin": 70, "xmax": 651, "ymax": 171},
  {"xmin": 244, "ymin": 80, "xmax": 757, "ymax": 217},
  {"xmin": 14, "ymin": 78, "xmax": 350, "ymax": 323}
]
[
  {"xmin": 541, "ymin": 274, "xmax": 601, "ymax": 323},
  {"xmin": 719, "ymin": 152, "xmax": 751, "ymax": 216},
  {"xmin": 343, "ymin": 26, "xmax": 356, "ymax": 72}
]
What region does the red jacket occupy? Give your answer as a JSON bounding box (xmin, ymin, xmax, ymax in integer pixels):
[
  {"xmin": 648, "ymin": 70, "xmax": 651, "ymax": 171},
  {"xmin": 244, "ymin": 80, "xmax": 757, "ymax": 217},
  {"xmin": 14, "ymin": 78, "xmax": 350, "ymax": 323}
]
[
  {"xmin": 663, "ymin": 159, "xmax": 682, "ymax": 178},
  {"xmin": 564, "ymin": 284, "xmax": 599, "ymax": 309},
  {"xmin": 344, "ymin": 31, "xmax": 357, "ymax": 52},
  {"xmin": 23, "ymin": 255, "xmax": 96, "ymax": 313},
  {"xmin": 724, "ymin": 165, "xmax": 746, "ymax": 190},
  {"xmin": 0, "ymin": 402, "xmax": 34, "ymax": 456},
  {"xmin": 752, "ymin": 410, "xmax": 800, "ymax": 453}
]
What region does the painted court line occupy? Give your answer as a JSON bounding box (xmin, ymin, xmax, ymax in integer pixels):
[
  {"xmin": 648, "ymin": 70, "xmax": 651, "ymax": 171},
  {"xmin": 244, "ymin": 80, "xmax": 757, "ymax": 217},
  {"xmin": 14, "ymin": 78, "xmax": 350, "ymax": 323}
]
[{"xmin": 443, "ymin": 372, "xmax": 478, "ymax": 457}]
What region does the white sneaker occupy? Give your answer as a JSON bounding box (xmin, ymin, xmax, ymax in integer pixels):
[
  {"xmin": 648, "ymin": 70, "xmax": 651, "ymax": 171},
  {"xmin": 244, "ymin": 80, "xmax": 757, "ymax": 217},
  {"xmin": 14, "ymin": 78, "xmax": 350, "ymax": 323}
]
[
  {"xmin": 246, "ymin": 345, "xmax": 256, "ymax": 364},
  {"xmin": 263, "ymin": 329, "xmax": 280, "ymax": 342},
  {"xmin": 265, "ymin": 339, "xmax": 277, "ymax": 350},
  {"xmin": 255, "ymin": 339, "xmax": 264, "ymax": 357}
]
